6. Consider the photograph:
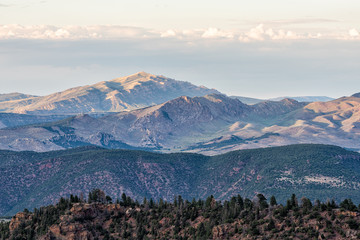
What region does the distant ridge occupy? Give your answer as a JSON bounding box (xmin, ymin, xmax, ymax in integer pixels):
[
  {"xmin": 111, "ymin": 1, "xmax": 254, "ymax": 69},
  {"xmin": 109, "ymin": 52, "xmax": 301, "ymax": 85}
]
[
  {"xmin": 230, "ymin": 95, "xmax": 335, "ymax": 105},
  {"xmin": 230, "ymin": 96, "xmax": 264, "ymax": 105},
  {"xmin": 0, "ymin": 72, "xmax": 220, "ymax": 114},
  {"xmin": 0, "ymin": 92, "xmax": 36, "ymax": 103},
  {"xmin": 269, "ymin": 96, "xmax": 334, "ymax": 102}
]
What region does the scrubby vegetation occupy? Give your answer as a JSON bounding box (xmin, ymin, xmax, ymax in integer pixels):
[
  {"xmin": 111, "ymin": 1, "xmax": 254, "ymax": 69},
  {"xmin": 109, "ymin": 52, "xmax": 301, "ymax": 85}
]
[{"xmin": 2, "ymin": 189, "xmax": 360, "ymax": 239}]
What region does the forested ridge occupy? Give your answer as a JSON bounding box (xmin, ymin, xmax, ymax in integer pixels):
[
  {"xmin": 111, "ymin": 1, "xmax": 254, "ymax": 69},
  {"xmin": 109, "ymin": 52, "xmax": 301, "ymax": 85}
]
[
  {"xmin": 2, "ymin": 144, "xmax": 360, "ymax": 217},
  {"xmin": 1, "ymin": 189, "xmax": 360, "ymax": 239}
]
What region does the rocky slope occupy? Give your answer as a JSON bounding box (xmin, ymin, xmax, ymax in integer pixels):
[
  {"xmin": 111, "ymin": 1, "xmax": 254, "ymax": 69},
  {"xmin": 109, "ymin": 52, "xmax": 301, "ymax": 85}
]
[
  {"xmin": 1, "ymin": 144, "xmax": 360, "ymax": 216},
  {"xmin": 0, "ymin": 72, "xmax": 220, "ymax": 114}
]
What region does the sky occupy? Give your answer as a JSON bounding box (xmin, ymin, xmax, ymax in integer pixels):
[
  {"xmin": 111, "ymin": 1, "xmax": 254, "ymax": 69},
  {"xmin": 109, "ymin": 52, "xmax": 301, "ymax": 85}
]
[{"xmin": 0, "ymin": 0, "xmax": 359, "ymax": 98}]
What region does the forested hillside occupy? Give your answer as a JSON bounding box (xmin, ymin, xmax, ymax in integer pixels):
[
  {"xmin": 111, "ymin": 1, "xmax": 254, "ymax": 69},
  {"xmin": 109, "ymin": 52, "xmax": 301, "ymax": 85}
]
[
  {"xmin": 1, "ymin": 190, "xmax": 360, "ymax": 239},
  {"xmin": 1, "ymin": 144, "xmax": 360, "ymax": 217}
]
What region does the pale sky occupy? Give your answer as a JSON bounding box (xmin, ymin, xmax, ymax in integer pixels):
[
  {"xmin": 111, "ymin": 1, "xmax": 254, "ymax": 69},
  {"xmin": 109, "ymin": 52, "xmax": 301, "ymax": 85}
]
[
  {"xmin": 0, "ymin": 0, "xmax": 359, "ymax": 98},
  {"xmin": 1, "ymin": 0, "xmax": 359, "ymax": 30}
]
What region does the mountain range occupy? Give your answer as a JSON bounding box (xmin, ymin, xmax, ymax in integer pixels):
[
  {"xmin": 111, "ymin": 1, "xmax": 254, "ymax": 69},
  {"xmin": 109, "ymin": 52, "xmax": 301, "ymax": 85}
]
[
  {"xmin": 0, "ymin": 72, "xmax": 219, "ymax": 115},
  {"xmin": 0, "ymin": 72, "xmax": 358, "ymax": 155},
  {"xmin": 1, "ymin": 72, "xmax": 360, "ymax": 222},
  {"xmin": 0, "ymin": 91, "xmax": 359, "ymax": 154},
  {"xmin": 1, "ymin": 144, "xmax": 360, "ymax": 216},
  {"xmin": 0, "ymin": 94, "xmax": 308, "ymax": 152}
]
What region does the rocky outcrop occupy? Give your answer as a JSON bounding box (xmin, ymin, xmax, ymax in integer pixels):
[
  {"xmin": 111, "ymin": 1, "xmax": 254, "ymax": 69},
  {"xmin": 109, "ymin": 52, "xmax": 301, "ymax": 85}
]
[
  {"xmin": 39, "ymin": 204, "xmax": 125, "ymax": 240},
  {"xmin": 9, "ymin": 212, "xmax": 32, "ymax": 232}
]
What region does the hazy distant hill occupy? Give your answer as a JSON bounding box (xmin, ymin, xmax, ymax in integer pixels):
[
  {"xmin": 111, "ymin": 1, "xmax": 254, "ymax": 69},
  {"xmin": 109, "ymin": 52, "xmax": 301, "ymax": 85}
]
[
  {"xmin": 1, "ymin": 144, "xmax": 360, "ymax": 216},
  {"xmin": 229, "ymin": 96, "xmax": 264, "ymax": 105},
  {"xmin": 230, "ymin": 96, "xmax": 335, "ymax": 105},
  {"xmin": 0, "ymin": 113, "xmax": 71, "ymax": 129},
  {"xmin": 0, "ymin": 72, "xmax": 220, "ymax": 114},
  {"xmin": 269, "ymin": 96, "xmax": 335, "ymax": 102}
]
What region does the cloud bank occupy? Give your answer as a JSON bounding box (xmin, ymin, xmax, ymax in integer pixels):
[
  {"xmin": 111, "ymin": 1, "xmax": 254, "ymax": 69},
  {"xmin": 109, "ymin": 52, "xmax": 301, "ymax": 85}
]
[{"xmin": 0, "ymin": 24, "xmax": 359, "ymax": 41}]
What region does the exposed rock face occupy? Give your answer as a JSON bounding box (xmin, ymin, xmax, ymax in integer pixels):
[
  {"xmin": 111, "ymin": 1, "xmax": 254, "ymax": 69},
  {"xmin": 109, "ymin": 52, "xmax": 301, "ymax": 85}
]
[
  {"xmin": 0, "ymin": 72, "xmax": 220, "ymax": 114},
  {"xmin": 9, "ymin": 212, "xmax": 32, "ymax": 232},
  {"xmin": 9, "ymin": 203, "xmax": 126, "ymax": 240},
  {"xmin": 41, "ymin": 204, "xmax": 126, "ymax": 240}
]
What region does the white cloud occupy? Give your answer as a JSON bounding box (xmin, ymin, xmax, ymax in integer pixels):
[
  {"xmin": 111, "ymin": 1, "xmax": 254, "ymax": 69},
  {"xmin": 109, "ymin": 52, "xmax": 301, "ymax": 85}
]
[
  {"xmin": 349, "ymin": 28, "xmax": 359, "ymax": 37},
  {"xmin": 239, "ymin": 24, "xmax": 302, "ymax": 41},
  {"xmin": 0, "ymin": 24, "xmax": 358, "ymax": 42},
  {"xmin": 201, "ymin": 28, "xmax": 234, "ymax": 39},
  {"xmin": 161, "ymin": 29, "xmax": 177, "ymax": 38},
  {"xmin": 0, "ymin": 24, "xmax": 151, "ymax": 40}
]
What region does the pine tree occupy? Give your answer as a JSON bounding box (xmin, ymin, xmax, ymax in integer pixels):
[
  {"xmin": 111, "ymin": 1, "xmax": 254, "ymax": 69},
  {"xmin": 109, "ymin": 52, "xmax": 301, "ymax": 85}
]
[{"xmin": 270, "ymin": 195, "xmax": 277, "ymax": 206}]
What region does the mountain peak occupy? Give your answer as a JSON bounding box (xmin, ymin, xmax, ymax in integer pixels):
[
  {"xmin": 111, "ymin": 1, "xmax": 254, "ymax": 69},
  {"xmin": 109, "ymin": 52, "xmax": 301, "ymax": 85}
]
[
  {"xmin": 128, "ymin": 71, "xmax": 156, "ymax": 78},
  {"xmin": 108, "ymin": 72, "xmax": 158, "ymax": 90}
]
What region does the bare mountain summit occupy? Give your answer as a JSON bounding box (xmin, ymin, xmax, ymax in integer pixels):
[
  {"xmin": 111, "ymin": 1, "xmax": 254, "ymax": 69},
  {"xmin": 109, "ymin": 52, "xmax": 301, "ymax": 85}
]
[{"xmin": 0, "ymin": 72, "xmax": 220, "ymax": 114}]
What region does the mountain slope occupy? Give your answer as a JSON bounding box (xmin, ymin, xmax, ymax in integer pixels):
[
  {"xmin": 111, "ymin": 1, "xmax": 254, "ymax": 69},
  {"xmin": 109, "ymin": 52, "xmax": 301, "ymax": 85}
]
[
  {"xmin": 1, "ymin": 93, "xmax": 360, "ymax": 154},
  {"xmin": 0, "ymin": 72, "xmax": 220, "ymax": 114},
  {"xmin": 1, "ymin": 144, "xmax": 360, "ymax": 216},
  {"xmin": 0, "ymin": 93, "xmax": 36, "ymax": 103},
  {"xmin": 0, "ymin": 94, "xmax": 307, "ymax": 152}
]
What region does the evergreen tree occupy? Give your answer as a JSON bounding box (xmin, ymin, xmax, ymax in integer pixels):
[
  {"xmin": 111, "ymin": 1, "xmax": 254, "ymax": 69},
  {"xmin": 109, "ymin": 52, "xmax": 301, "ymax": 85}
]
[
  {"xmin": 237, "ymin": 194, "xmax": 244, "ymax": 210},
  {"xmin": 270, "ymin": 195, "xmax": 277, "ymax": 206},
  {"xmin": 257, "ymin": 194, "xmax": 269, "ymax": 210},
  {"xmin": 340, "ymin": 199, "xmax": 357, "ymax": 211},
  {"xmin": 267, "ymin": 218, "xmax": 276, "ymax": 230}
]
